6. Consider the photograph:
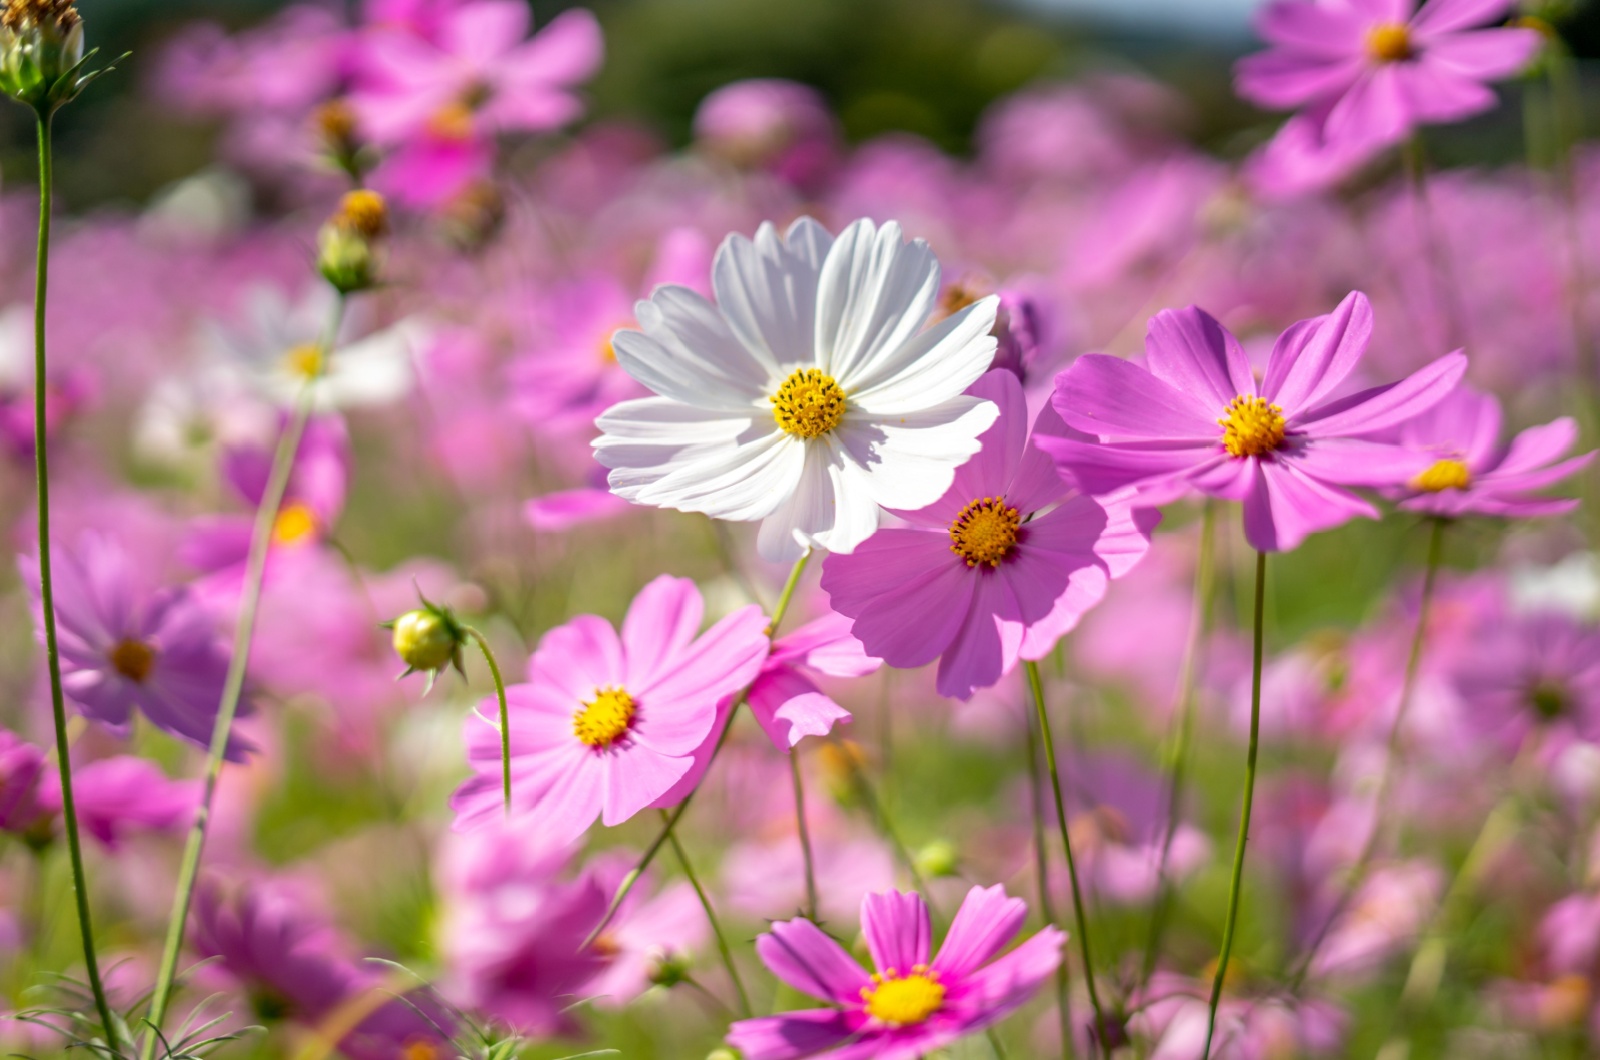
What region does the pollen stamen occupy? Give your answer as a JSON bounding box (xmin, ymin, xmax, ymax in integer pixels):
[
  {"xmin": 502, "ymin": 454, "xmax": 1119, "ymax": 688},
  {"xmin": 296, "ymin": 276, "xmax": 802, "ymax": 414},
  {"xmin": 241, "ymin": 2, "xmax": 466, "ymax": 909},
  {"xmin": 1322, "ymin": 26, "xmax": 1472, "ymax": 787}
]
[
  {"xmin": 1413, "ymin": 458, "xmax": 1471, "ymax": 493},
  {"xmin": 108, "ymin": 638, "xmax": 156, "ymax": 683},
  {"xmin": 573, "ymin": 687, "xmax": 636, "ymax": 749},
  {"xmin": 771, "ymin": 368, "xmax": 846, "ymax": 439},
  {"xmin": 1218, "ymin": 395, "xmax": 1287, "ymax": 459},
  {"xmin": 1366, "ymin": 22, "xmax": 1413, "ymax": 62},
  {"xmin": 948, "ymin": 496, "xmax": 1021, "ymax": 568},
  {"xmin": 861, "ymin": 965, "xmax": 945, "ymax": 1026}
]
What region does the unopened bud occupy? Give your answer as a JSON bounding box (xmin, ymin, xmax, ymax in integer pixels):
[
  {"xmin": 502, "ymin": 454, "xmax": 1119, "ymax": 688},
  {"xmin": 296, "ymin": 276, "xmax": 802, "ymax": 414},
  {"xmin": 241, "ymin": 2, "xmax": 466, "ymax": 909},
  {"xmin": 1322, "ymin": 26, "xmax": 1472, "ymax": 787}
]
[
  {"xmin": 384, "ymin": 598, "xmax": 466, "ymax": 690},
  {"xmin": 647, "ymin": 950, "xmax": 692, "ymax": 988},
  {"xmin": 914, "ymin": 839, "xmax": 960, "ymax": 878},
  {"xmin": 0, "ymin": 0, "xmax": 89, "ymax": 112},
  {"xmin": 318, "ymin": 190, "xmax": 387, "ymax": 293}
]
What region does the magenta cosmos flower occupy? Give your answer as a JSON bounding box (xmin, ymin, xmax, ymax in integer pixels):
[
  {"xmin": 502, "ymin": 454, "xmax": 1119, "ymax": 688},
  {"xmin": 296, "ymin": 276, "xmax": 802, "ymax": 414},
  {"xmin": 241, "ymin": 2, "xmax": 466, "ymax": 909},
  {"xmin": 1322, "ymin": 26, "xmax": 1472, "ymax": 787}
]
[
  {"xmin": 1237, "ymin": 0, "xmax": 1540, "ymax": 187},
  {"xmin": 1042, "ymin": 292, "xmax": 1467, "ymax": 552},
  {"xmin": 23, "ymin": 534, "xmax": 247, "ymax": 758},
  {"xmin": 822, "ymin": 370, "xmax": 1157, "ymax": 700},
  {"xmin": 451, "ymin": 575, "xmax": 769, "ymax": 837},
  {"xmin": 1393, "ymin": 385, "xmax": 1595, "ymax": 519},
  {"xmin": 727, "ymin": 885, "xmax": 1063, "ymax": 1060},
  {"xmin": 747, "ymin": 612, "xmax": 881, "ymax": 750}
]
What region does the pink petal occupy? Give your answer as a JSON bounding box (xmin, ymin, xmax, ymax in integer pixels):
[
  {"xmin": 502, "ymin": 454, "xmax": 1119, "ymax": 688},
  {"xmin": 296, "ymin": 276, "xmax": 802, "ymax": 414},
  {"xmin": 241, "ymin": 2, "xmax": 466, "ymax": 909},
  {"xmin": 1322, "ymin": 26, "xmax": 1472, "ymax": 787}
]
[
  {"xmin": 1256, "ymin": 0, "xmax": 1366, "ymax": 55},
  {"xmin": 726, "ymin": 1010, "xmax": 864, "ymax": 1060},
  {"xmin": 1282, "ymin": 437, "xmax": 1433, "ymax": 486},
  {"xmin": 940, "ymin": 370, "xmax": 1030, "ymax": 518},
  {"xmin": 950, "ymin": 927, "xmax": 1065, "ymax": 1016},
  {"xmin": 1054, "ymin": 354, "xmax": 1220, "ymax": 441},
  {"xmin": 931, "ymin": 885, "xmax": 1027, "ymax": 980},
  {"xmin": 1394, "ymin": 60, "xmax": 1498, "ymax": 123},
  {"xmin": 747, "ymin": 667, "xmax": 851, "ymax": 750},
  {"xmin": 1322, "ymin": 65, "xmax": 1413, "ymax": 150},
  {"xmin": 530, "ymin": 615, "xmax": 625, "ymax": 704},
  {"xmin": 634, "ymin": 604, "xmax": 768, "ymax": 754},
  {"xmin": 1235, "ymin": 51, "xmax": 1367, "ymax": 110},
  {"xmin": 600, "ymin": 744, "xmax": 691, "ymax": 827},
  {"xmin": 1145, "ymin": 306, "xmax": 1258, "ymax": 410},
  {"xmin": 770, "ymin": 612, "xmax": 881, "ymax": 678},
  {"xmin": 621, "ymin": 575, "xmax": 705, "ymax": 691},
  {"xmin": 821, "ymin": 532, "xmax": 977, "ymax": 669},
  {"xmin": 1296, "ymin": 351, "xmax": 1467, "ymax": 437},
  {"xmin": 1244, "ymin": 462, "xmax": 1378, "ymax": 553},
  {"xmin": 935, "ymin": 572, "xmax": 1026, "ymax": 700},
  {"xmin": 507, "ymin": 8, "xmax": 604, "ymax": 84},
  {"xmin": 755, "ymin": 918, "xmax": 873, "ymax": 1004},
  {"xmin": 1410, "ymin": 0, "xmax": 1519, "ymax": 36},
  {"xmin": 1489, "ymin": 417, "xmax": 1580, "ymax": 477},
  {"xmin": 1037, "ymin": 433, "xmax": 1213, "ymax": 498},
  {"xmin": 861, "ymin": 891, "xmax": 934, "ymax": 975},
  {"xmin": 443, "ymin": 0, "xmax": 528, "ymax": 65},
  {"xmin": 1420, "ymin": 27, "xmax": 1542, "ymax": 78},
  {"xmin": 1260, "ymin": 291, "xmax": 1375, "ymax": 414},
  {"xmin": 523, "ymin": 488, "xmax": 632, "ymax": 532}
]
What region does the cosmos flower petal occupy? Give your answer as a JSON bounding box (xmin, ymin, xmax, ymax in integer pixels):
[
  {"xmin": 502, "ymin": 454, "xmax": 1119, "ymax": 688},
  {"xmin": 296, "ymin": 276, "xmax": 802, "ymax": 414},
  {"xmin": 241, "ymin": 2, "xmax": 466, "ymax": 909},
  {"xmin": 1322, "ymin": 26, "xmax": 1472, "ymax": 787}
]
[
  {"xmin": 943, "ymin": 371, "xmax": 1031, "ymax": 509},
  {"xmin": 1055, "ymin": 353, "xmax": 1220, "ymax": 440},
  {"xmin": 616, "ymin": 290, "xmax": 773, "ymax": 409},
  {"xmin": 836, "ymin": 396, "xmax": 999, "ymax": 515},
  {"xmin": 1490, "ymin": 417, "xmax": 1581, "ymax": 477},
  {"xmin": 935, "ymin": 572, "xmax": 1024, "ymax": 700},
  {"xmin": 1410, "ymin": 0, "xmax": 1521, "ymax": 37},
  {"xmin": 726, "ymin": 1009, "xmax": 865, "ymax": 1060},
  {"xmin": 845, "ymin": 296, "xmax": 999, "ymax": 415},
  {"xmin": 1255, "ymin": 0, "xmax": 1366, "ymax": 56},
  {"xmin": 600, "ymin": 745, "xmax": 692, "ymax": 827},
  {"xmin": 1295, "ymin": 351, "xmax": 1466, "ymax": 436},
  {"xmin": 530, "ymin": 615, "xmax": 626, "ymax": 699},
  {"xmin": 1244, "ymin": 461, "xmax": 1378, "ymax": 553},
  {"xmin": 1284, "ymin": 436, "xmax": 1433, "ymax": 486},
  {"xmin": 815, "ymin": 220, "xmax": 941, "ymax": 385},
  {"xmin": 932, "ymin": 885, "xmax": 1028, "ymax": 980},
  {"xmin": 1393, "ymin": 61, "xmax": 1498, "ymax": 123},
  {"xmin": 1419, "ymin": 28, "xmax": 1542, "ymax": 78},
  {"xmin": 1235, "ymin": 50, "xmax": 1367, "ymax": 109},
  {"xmin": 507, "ymin": 7, "xmax": 604, "ymax": 84},
  {"xmin": 949, "ymin": 927, "xmax": 1066, "ymax": 1017},
  {"xmin": 712, "ymin": 218, "xmax": 832, "ymax": 373},
  {"xmin": 616, "ymin": 425, "xmax": 805, "ymax": 523},
  {"xmin": 620, "ymin": 575, "xmax": 705, "ymax": 691},
  {"xmin": 747, "ymin": 670, "xmax": 852, "ymax": 751},
  {"xmin": 1037, "ymin": 433, "xmax": 1214, "ymax": 496},
  {"xmin": 822, "ymin": 531, "xmax": 978, "ymax": 668},
  {"xmin": 1322, "ymin": 66, "xmax": 1411, "ymax": 149},
  {"xmin": 862, "ymin": 890, "xmax": 935, "ymax": 975},
  {"xmin": 1260, "ymin": 291, "xmax": 1375, "ymax": 414},
  {"xmin": 754, "ymin": 917, "xmax": 876, "ymax": 1005},
  {"xmin": 1145, "ymin": 306, "xmax": 1259, "ymax": 408}
]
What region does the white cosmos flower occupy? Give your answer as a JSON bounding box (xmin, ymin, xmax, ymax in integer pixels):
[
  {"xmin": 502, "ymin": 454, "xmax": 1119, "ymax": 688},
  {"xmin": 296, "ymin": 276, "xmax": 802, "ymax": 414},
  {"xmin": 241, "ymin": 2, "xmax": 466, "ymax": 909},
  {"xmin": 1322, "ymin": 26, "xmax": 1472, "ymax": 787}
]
[
  {"xmin": 594, "ymin": 217, "xmax": 1002, "ymax": 561},
  {"xmin": 204, "ymin": 285, "xmax": 425, "ymax": 411}
]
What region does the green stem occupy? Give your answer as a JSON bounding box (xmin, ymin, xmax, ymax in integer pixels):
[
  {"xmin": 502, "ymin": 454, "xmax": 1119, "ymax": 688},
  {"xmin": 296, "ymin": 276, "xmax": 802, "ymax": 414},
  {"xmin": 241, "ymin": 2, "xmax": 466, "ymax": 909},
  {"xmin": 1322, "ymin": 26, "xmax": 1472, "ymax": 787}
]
[
  {"xmin": 462, "ymin": 626, "xmax": 511, "ymax": 814},
  {"xmin": 1201, "ymin": 549, "xmax": 1268, "ymax": 1060},
  {"xmin": 789, "ymin": 747, "xmax": 818, "ymax": 922},
  {"xmin": 662, "ymin": 810, "xmax": 751, "ymax": 1018},
  {"xmin": 1139, "ymin": 501, "xmax": 1218, "ymax": 988},
  {"xmin": 1026, "ymin": 696, "xmax": 1074, "ymax": 1060},
  {"xmin": 140, "ymin": 296, "xmax": 348, "ymax": 1058},
  {"xmin": 1025, "ymin": 659, "xmax": 1106, "ymax": 1054},
  {"xmin": 30, "ymin": 110, "xmax": 119, "ymax": 1053},
  {"xmin": 1290, "ymin": 518, "xmax": 1445, "ymax": 986},
  {"xmin": 766, "ymin": 547, "xmax": 812, "ymax": 636}
]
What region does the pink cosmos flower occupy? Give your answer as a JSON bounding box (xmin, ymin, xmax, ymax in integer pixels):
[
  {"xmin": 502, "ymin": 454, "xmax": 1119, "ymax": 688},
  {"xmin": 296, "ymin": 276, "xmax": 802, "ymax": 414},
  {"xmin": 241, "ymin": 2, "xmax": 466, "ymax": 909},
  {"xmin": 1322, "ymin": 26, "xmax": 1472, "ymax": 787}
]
[
  {"xmin": 727, "ymin": 885, "xmax": 1063, "ymax": 1059},
  {"xmin": 692, "ymin": 79, "xmax": 840, "ymax": 190},
  {"xmin": 36, "ymin": 757, "xmax": 197, "ymax": 850},
  {"xmin": 0, "ymin": 731, "xmax": 46, "ymax": 838},
  {"xmin": 747, "ymin": 612, "xmax": 880, "ymax": 750},
  {"xmin": 582, "ymin": 854, "xmax": 708, "ymax": 1008},
  {"xmin": 1236, "ymin": 0, "xmax": 1541, "ymax": 192},
  {"xmin": 451, "ymin": 575, "xmax": 769, "ymax": 838},
  {"xmin": 353, "ymin": 2, "xmax": 603, "ymax": 146},
  {"xmin": 23, "ymin": 535, "xmax": 248, "ymax": 758},
  {"xmin": 822, "ymin": 370, "xmax": 1157, "ymax": 700},
  {"xmin": 1042, "ymin": 292, "xmax": 1467, "ymax": 552},
  {"xmin": 1452, "ymin": 610, "xmax": 1600, "ymax": 754},
  {"xmin": 1393, "ymin": 386, "xmax": 1596, "ymax": 519}
]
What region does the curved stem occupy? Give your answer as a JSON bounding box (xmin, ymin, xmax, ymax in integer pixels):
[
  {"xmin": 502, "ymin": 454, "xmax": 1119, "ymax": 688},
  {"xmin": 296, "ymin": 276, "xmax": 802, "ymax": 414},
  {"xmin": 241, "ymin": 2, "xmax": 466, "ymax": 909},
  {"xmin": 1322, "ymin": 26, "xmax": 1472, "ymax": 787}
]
[
  {"xmin": 30, "ymin": 110, "xmax": 119, "ymax": 1052},
  {"xmin": 789, "ymin": 747, "xmax": 818, "ymax": 922},
  {"xmin": 1201, "ymin": 549, "xmax": 1268, "ymax": 1060},
  {"xmin": 1026, "ymin": 698, "xmax": 1074, "ymax": 1060},
  {"xmin": 766, "ymin": 547, "xmax": 812, "ymax": 636},
  {"xmin": 661, "ymin": 810, "xmax": 751, "ymax": 1018},
  {"xmin": 1139, "ymin": 501, "xmax": 1218, "ymax": 989},
  {"xmin": 141, "ymin": 295, "xmax": 348, "ymax": 1059},
  {"xmin": 462, "ymin": 626, "xmax": 511, "ymax": 814},
  {"xmin": 1290, "ymin": 518, "xmax": 1445, "ymax": 985},
  {"xmin": 1025, "ymin": 659, "xmax": 1105, "ymax": 1054}
]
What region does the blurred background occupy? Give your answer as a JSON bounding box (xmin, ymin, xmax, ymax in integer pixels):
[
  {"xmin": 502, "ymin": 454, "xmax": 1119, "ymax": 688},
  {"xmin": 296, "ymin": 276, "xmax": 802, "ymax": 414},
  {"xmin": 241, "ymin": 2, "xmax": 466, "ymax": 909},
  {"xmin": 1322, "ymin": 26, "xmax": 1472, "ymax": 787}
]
[{"xmin": 24, "ymin": 0, "xmax": 1600, "ymax": 209}]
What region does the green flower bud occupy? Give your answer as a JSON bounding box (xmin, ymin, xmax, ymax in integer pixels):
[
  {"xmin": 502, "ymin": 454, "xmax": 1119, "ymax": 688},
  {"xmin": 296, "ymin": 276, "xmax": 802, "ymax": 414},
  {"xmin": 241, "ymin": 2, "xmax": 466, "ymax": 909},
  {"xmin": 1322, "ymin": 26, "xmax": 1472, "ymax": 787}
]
[
  {"xmin": 914, "ymin": 838, "xmax": 961, "ymax": 879},
  {"xmin": 0, "ymin": 0, "xmax": 116, "ymax": 114},
  {"xmin": 318, "ymin": 223, "xmax": 377, "ymax": 294},
  {"xmin": 383, "ymin": 595, "xmax": 467, "ymax": 691},
  {"xmin": 647, "ymin": 949, "xmax": 692, "ymax": 988}
]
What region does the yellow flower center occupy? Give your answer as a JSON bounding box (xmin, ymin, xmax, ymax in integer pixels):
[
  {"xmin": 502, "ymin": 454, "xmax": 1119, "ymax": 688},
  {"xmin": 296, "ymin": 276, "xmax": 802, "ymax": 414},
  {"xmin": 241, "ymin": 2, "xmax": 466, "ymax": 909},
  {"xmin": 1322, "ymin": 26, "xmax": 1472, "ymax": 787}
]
[
  {"xmin": 1413, "ymin": 458, "xmax": 1471, "ymax": 493},
  {"xmin": 573, "ymin": 686, "xmax": 636, "ymax": 749},
  {"xmin": 427, "ymin": 101, "xmax": 476, "ymax": 142},
  {"xmin": 108, "ymin": 638, "xmax": 156, "ymax": 683},
  {"xmin": 1366, "ymin": 22, "xmax": 1413, "ymax": 62},
  {"xmin": 1218, "ymin": 395, "xmax": 1287, "ymax": 459},
  {"xmin": 948, "ymin": 497, "xmax": 1021, "ymax": 568},
  {"xmin": 862, "ymin": 966, "xmax": 945, "ymax": 1026},
  {"xmin": 771, "ymin": 368, "xmax": 846, "ymax": 439},
  {"xmin": 272, "ymin": 502, "xmax": 320, "ymax": 546},
  {"xmin": 333, "ymin": 189, "xmax": 388, "ymax": 239},
  {"xmin": 284, "ymin": 342, "xmax": 325, "ymax": 381}
]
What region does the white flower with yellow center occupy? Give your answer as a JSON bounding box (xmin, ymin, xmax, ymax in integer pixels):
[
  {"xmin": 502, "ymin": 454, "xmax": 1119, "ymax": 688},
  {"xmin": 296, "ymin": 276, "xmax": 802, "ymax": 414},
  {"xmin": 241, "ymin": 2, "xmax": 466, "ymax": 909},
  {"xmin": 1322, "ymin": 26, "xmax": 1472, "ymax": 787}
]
[{"xmin": 594, "ymin": 217, "xmax": 1001, "ymax": 561}]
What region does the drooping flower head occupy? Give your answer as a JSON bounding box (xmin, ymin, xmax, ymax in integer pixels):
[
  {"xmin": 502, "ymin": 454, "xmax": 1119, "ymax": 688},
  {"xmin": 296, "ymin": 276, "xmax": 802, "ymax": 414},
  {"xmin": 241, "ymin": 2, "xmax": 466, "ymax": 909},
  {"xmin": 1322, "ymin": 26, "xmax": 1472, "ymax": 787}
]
[
  {"xmin": 23, "ymin": 534, "xmax": 248, "ymax": 758},
  {"xmin": 824, "ymin": 370, "xmax": 1158, "ymax": 699},
  {"xmin": 727, "ymin": 885, "xmax": 1063, "ymax": 1059},
  {"xmin": 746, "ymin": 611, "xmax": 880, "ymax": 751},
  {"xmin": 1394, "ymin": 385, "xmax": 1595, "ymax": 519},
  {"xmin": 1042, "ymin": 292, "xmax": 1467, "ymax": 552},
  {"xmin": 1236, "ymin": 0, "xmax": 1541, "ymax": 194},
  {"xmin": 594, "ymin": 216, "xmax": 1002, "ymax": 561},
  {"xmin": 450, "ymin": 575, "xmax": 769, "ymax": 838}
]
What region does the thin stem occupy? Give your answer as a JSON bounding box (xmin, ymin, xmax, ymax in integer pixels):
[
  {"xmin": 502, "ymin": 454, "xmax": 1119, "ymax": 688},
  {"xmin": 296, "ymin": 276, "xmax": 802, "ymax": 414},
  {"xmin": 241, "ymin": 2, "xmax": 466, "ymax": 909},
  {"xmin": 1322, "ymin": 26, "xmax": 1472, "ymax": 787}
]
[
  {"xmin": 1139, "ymin": 501, "xmax": 1218, "ymax": 989},
  {"xmin": 1290, "ymin": 518, "xmax": 1445, "ymax": 986},
  {"xmin": 1026, "ymin": 697, "xmax": 1074, "ymax": 1060},
  {"xmin": 141, "ymin": 295, "xmax": 349, "ymax": 1059},
  {"xmin": 588, "ymin": 549, "xmax": 813, "ymax": 946},
  {"xmin": 1025, "ymin": 659, "xmax": 1106, "ymax": 1054},
  {"xmin": 462, "ymin": 626, "xmax": 511, "ymax": 814},
  {"xmin": 662, "ymin": 810, "xmax": 751, "ymax": 1018},
  {"xmin": 789, "ymin": 747, "xmax": 818, "ymax": 922},
  {"xmin": 30, "ymin": 110, "xmax": 119, "ymax": 1053},
  {"xmin": 1201, "ymin": 549, "xmax": 1268, "ymax": 1060}
]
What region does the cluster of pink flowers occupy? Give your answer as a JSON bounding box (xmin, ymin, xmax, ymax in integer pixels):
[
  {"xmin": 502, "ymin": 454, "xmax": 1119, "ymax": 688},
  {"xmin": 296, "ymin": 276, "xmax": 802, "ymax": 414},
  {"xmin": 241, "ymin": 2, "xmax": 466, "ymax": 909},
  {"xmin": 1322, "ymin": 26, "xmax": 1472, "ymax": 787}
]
[{"xmin": 1, "ymin": 0, "xmax": 1597, "ymax": 1058}]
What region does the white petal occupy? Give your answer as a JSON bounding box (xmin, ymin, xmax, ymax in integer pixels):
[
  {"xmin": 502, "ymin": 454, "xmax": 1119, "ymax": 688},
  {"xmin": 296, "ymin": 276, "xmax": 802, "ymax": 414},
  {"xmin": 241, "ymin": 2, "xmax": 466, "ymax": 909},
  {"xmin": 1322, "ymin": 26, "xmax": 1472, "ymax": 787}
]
[
  {"xmin": 614, "ymin": 286, "xmax": 770, "ymax": 411},
  {"xmin": 847, "ymin": 296, "xmax": 999, "ymax": 416},
  {"xmin": 814, "ymin": 219, "xmax": 941, "ymax": 386},
  {"xmin": 320, "ymin": 318, "xmax": 425, "ymax": 407},
  {"xmin": 754, "ymin": 438, "xmax": 885, "ymax": 561},
  {"xmin": 711, "ymin": 217, "xmax": 833, "ymax": 377},
  {"xmin": 835, "ymin": 396, "xmax": 1000, "ymax": 511},
  {"xmin": 634, "ymin": 428, "xmax": 805, "ymax": 522}
]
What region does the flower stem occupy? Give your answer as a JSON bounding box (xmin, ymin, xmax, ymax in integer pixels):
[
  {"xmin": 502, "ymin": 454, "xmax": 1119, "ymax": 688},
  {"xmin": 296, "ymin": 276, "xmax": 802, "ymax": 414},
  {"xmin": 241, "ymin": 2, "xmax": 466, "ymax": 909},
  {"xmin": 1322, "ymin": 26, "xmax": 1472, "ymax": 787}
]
[
  {"xmin": 462, "ymin": 626, "xmax": 511, "ymax": 814},
  {"xmin": 661, "ymin": 810, "xmax": 751, "ymax": 1018},
  {"xmin": 1025, "ymin": 659, "xmax": 1106, "ymax": 1054},
  {"xmin": 585, "ymin": 550, "xmax": 812, "ymax": 947},
  {"xmin": 30, "ymin": 110, "xmax": 119, "ymax": 1054},
  {"xmin": 1025, "ymin": 697, "xmax": 1075, "ymax": 1060},
  {"xmin": 140, "ymin": 295, "xmax": 348, "ymax": 1059},
  {"xmin": 1139, "ymin": 501, "xmax": 1218, "ymax": 988},
  {"xmin": 1290, "ymin": 517, "xmax": 1446, "ymax": 985},
  {"xmin": 789, "ymin": 747, "xmax": 818, "ymax": 922},
  {"xmin": 1201, "ymin": 548, "xmax": 1268, "ymax": 1060}
]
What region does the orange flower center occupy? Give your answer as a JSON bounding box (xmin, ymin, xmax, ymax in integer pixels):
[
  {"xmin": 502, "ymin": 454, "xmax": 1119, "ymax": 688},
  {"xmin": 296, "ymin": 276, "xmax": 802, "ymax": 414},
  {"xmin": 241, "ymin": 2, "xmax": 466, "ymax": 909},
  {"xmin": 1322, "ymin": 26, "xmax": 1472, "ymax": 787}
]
[
  {"xmin": 1413, "ymin": 458, "xmax": 1471, "ymax": 492},
  {"xmin": 862, "ymin": 966, "xmax": 945, "ymax": 1025},
  {"xmin": 948, "ymin": 497, "xmax": 1021, "ymax": 568},
  {"xmin": 573, "ymin": 687, "xmax": 636, "ymax": 748},
  {"xmin": 1366, "ymin": 22, "xmax": 1413, "ymax": 62},
  {"xmin": 108, "ymin": 638, "xmax": 156, "ymax": 683},
  {"xmin": 272, "ymin": 502, "xmax": 320, "ymax": 546},
  {"xmin": 1218, "ymin": 395, "xmax": 1286, "ymax": 458}
]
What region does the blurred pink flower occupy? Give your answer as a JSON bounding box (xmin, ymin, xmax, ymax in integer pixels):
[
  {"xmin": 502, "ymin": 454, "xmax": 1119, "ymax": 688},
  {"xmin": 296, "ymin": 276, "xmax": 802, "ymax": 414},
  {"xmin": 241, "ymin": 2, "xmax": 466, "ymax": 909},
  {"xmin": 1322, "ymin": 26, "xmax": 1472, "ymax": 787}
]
[
  {"xmin": 451, "ymin": 575, "xmax": 768, "ymax": 837},
  {"xmin": 36, "ymin": 757, "xmax": 197, "ymax": 850},
  {"xmin": 1043, "ymin": 292, "xmax": 1466, "ymax": 551},
  {"xmin": 728, "ymin": 885, "xmax": 1063, "ymax": 1059},
  {"xmin": 747, "ymin": 612, "xmax": 879, "ymax": 750},
  {"xmin": 823, "ymin": 370, "xmax": 1156, "ymax": 699}
]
